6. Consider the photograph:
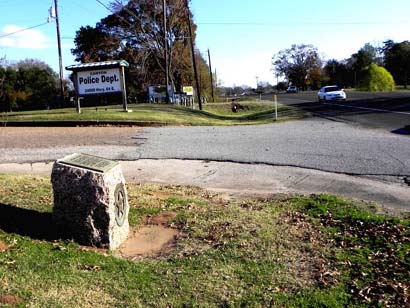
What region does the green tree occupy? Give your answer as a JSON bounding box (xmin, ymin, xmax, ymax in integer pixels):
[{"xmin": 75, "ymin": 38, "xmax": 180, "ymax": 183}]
[
  {"xmin": 0, "ymin": 59, "xmax": 58, "ymax": 111},
  {"xmin": 324, "ymin": 59, "xmax": 352, "ymax": 87},
  {"xmin": 71, "ymin": 26, "xmax": 120, "ymax": 63},
  {"xmin": 16, "ymin": 59, "xmax": 58, "ymax": 109},
  {"xmin": 358, "ymin": 64, "xmax": 395, "ymax": 92},
  {"xmin": 0, "ymin": 67, "xmax": 21, "ymax": 112},
  {"xmin": 272, "ymin": 44, "xmax": 323, "ymax": 90},
  {"xmin": 383, "ymin": 40, "xmax": 410, "ymax": 88},
  {"xmin": 351, "ymin": 43, "xmax": 379, "ymax": 71},
  {"xmin": 348, "ymin": 43, "xmax": 383, "ymax": 86}
]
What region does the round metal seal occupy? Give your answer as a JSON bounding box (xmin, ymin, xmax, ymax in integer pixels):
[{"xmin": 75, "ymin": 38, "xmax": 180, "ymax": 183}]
[{"xmin": 114, "ymin": 184, "xmax": 127, "ymax": 227}]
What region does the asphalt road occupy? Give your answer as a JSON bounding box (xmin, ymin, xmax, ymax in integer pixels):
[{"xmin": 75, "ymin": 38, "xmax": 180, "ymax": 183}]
[
  {"xmin": 136, "ymin": 118, "xmax": 410, "ymax": 179},
  {"xmin": 266, "ymin": 91, "xmax": 410, "ymax": 133}
]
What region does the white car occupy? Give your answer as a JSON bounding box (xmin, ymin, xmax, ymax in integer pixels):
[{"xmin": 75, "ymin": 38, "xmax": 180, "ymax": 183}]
[
  {"xmin": 317, "ymin": 86, "xmax": 346, "ymax": 102},
  {"xmin": 286, "ymin": 86, "xmax": 298, "ymax": 93}
]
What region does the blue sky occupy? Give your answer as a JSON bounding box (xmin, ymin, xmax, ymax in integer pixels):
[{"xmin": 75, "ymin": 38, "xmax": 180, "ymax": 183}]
[{"xmin": 1, "ymin": 0, "xmax": 409, "ymax": 87}]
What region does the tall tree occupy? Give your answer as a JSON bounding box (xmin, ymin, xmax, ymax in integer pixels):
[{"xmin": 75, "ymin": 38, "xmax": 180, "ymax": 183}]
[
  {"xmin": 383, "ymin": 40, "xmax": 410, "ymax": 88},
  {"xmin": 71, "ymin": 25, "xmax": 120, "ymax": 63},
  {"xmin": 349, "ymin": 43, "xmax": 383, "ymax": 82},
  {"xmin": 71, "ymin": 0, "xmax": 209, "ymax": 98},
  {"xmin": 272, "ymin": 44, "xmax": 322, "ymax": 90},
  {"xmin": 324, "ymin": 59, "xmax": 351, "ymax": 87}
]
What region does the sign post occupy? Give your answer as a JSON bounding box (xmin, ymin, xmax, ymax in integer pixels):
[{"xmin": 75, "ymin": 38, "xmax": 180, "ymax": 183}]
[
  {"xmin": 183, "ymin": 86, "xmax": 194, "ymax": 109},
  {"xmin": 120, "ymin": 66, "xmax": 128, "ymax": 112}
]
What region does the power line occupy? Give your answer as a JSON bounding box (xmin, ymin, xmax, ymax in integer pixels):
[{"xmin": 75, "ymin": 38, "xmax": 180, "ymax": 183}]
[
  {"xmin": 0, "ymin": 22, "xmax": 49, "ymax": 39},
  {"xmin": 95, "ymin": 0, "xmax": 111, "ymax": 11},
  {"xmin": 94, "ymin": 0, "xmax": 134, "ymax": 29},
  {"xmin": 197, "ymin": 21, "xmax": 410, "ymax": 26},
  {"xmin": 70, "ymin": 0, "xmax": 97, "ymax": 15}
]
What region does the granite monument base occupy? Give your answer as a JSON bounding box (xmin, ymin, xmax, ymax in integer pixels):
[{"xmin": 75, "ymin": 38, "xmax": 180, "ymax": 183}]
[{"xmin": 51, "ymin": 153, "xmax": 129, "ymax": 249}]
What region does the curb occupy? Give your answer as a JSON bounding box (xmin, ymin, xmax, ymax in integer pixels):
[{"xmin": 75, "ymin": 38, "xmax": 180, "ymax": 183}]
[{"xmin": 0, "ymin": 121, "xmax": 170, "ymax": 127}]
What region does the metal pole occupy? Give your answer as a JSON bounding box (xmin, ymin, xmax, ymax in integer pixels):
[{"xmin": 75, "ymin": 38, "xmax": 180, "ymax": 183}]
[
  {"xmin": 163, "ymin": 0, "xmax": 170, "ymax": 103},
  {"xmin": 54, "ymin": 0, "xmax": 64, "ymax": 102},
  {"xmin": 73, "ymin": 72, "xmax": 81, "ymax": 114},
  {"xmin": 76, "ymin": 97, "xmax": 81, "ymax": 114},
  {"xmin": 120, "ymin": 66, "xmax": 128, "ymax": 111},
  {"xmin": 186, "ymin": 0, "xmax": 202, "ymax": 110},
  {"xmin": 274, "ymin": 94, "xmax": 278, "ymax": 120},
  {"xmin": 207, "ymin": 49, "xmax": 215, "ymax": 102}
]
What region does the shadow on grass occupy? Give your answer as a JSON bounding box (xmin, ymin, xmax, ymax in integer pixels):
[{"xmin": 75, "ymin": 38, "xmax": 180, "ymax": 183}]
[{"xmin": 0, "ymin": 203, "xmax": 63, "ymax": 241}]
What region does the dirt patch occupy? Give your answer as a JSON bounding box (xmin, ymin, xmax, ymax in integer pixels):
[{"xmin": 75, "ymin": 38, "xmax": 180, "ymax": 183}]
[
  {"xmin": 0, "ymin": 241, "xmax": 9, "ymax": 252},
  {"xmin": 0, "ymin": 295, "xmax": 23, "ymax": 306},
  {"xmin": 118, "ymin": 211, "xmax": 180, "ymax": 259},
  {"xmin": 146, "ymin": 211, "xmax": 177, "ymax": 226},
  {"xmin": 119, "ymin": 226, "xmax": 179, "ymax": 259},
  {"xmin": 0, "ymin": 127, "xmax": 141, "ymax": 149}
]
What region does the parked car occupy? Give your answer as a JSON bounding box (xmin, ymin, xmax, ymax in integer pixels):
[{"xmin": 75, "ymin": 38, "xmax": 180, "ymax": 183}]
[
  {"xmin": 317, "ymin": 85, "xmax": 346, "ymax": 102},
  {"xmin": 286, "ymin": 86, "xmax": 298, "ymax": 93}
]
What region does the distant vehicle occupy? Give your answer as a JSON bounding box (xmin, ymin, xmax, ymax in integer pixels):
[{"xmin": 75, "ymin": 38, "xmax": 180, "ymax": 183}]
[
  {"xmin": 286, "ymin": 86, "xmax": 298, "ymax": 93},
  {"xmin": 317, "ymin": 85, "xmax": 346, "ymax": 102}
]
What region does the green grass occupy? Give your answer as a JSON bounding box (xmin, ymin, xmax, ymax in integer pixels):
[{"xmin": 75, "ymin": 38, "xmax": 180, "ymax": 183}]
[
  {"xmin": 0, "ymin": 175, "xmax": 408, "ymax": 307},
  {"xmin": 394, "ymin": 85, "xmax": 410, "ymax": 91},
  {"xmin": 0, "ymin": 101, "xmax": 308, "ymax": 126}
]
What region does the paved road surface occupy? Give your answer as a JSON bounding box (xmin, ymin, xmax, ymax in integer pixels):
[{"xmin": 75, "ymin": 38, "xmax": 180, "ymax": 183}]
[
  {"xmin": 266, "ymin": 91, "xmax": 410, "ymax": 133},
  {"xmin": 1, "ymin": 118, "xmax": 409, "ymax": 179},
  {"xmin": 136, "ymin": 118, "xmax": 410, "ymax": 178}
]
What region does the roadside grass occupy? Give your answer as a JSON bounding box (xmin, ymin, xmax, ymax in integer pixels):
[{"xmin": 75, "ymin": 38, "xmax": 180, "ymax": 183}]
[
  {"xmin": 203, "ymin": 100, "xmax": 274, "ymax": 115},
  {"xmin": 0, "ymin": 102, "xmax": 307, "ymax": 126},
  {"xmin": 395, "ymin": 86, "xmax": 410, "ymax": 91},
  {"xmin": 0, "ymin": 174, "xmax": 409, "ymax": 307}
]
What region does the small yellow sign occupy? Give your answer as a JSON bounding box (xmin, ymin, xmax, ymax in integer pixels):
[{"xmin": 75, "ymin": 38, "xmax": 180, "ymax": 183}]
[{"xmin": 183, "ymin": 86, "xmax": 194, "ymax": 96}]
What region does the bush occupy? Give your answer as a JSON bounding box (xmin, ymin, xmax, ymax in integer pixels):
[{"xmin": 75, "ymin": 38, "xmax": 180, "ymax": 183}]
[{"xmin": 358, "ymin": 64, "xmax": 395, "ymax": 91}]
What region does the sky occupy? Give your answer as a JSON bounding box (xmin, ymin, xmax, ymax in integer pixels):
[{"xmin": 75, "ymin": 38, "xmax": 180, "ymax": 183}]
[{"xmin": 1, "ymin": 0, "xmax": 410, "ymax": 87}]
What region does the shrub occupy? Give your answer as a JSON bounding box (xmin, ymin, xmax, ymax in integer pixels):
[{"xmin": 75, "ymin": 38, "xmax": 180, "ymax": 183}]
[{"xmin": 358, "ymin": 64, "xmax": 395, "ymax": 91}]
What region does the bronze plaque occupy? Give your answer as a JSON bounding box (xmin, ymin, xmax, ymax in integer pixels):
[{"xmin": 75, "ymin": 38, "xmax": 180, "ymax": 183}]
[{"xmin": 59, "ymin": 153, "xmax": 119, "ymax": 173}]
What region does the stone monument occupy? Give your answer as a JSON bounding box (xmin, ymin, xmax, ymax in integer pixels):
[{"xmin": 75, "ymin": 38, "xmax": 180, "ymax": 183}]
[{"xmin": 51, "ymin": 153, "xmax": 129, "ymax": 249}]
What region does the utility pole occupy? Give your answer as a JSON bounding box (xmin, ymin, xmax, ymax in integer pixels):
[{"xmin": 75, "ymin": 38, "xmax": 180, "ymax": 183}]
[
  {"xmin": 53, "ymin": 0, "xmax": 64, "ymax": 101},
  {"xmin": 207, "ymin": 49, "xmax": 215, "ymax": 102},
  {"xmin": 256, "ymin": 76, "xmax": 261, "ymax": 100},
  {"xmin": 162, "ymin": 0, "xmax": 170, "ymax": 103},
  {"xmin": 185, "ymin": 0, "xmax": 202, "ymax": 110}
]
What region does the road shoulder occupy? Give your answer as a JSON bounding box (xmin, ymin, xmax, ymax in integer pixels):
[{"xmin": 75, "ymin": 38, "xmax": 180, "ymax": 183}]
[{"xmin": 0, "ymin": 159, "xmax": 408, "ymax": 215}]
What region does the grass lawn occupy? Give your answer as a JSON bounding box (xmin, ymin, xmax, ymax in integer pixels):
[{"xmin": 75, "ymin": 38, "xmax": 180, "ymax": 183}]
[
  {"xmin": 0, "ymin": 174, "xmax": 409, "ymax": 307},
  {"xmin": 0, "ymin": 101, "xmax": 307, "ymax": 126}
]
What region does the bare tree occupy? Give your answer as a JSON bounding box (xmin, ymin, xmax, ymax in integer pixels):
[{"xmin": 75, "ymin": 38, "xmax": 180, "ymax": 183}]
[{"xmin": 272, "ymin": 44, "xmax": 322, "ymax": 90}]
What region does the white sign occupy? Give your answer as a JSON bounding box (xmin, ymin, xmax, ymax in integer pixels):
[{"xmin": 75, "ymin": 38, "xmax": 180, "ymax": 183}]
[
  {"xmin": 77, "ymin": 68, "xmax": 122, "ymax": 95},
  {"xmin": 183, "ymin": 86, "xmax": 194, "ymax": 96}
]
